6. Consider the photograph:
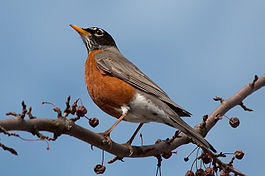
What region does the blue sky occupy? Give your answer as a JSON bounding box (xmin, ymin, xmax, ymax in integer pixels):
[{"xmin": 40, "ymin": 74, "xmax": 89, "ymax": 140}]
[{"xmin": 1, "ymin": 0, "xmax": 264, "ymax": 175}]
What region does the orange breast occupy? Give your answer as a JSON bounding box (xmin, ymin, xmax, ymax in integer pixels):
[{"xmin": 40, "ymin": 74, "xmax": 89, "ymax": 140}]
[{"xmin": 84, "ymin": 50, "xmax": 136, "ymax": 118}]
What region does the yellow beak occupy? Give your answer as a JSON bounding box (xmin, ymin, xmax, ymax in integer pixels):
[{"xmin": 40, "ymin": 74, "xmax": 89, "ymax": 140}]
[{"xmin": 70, "ymin": 24, "xmax": 91, "ymax": 36}]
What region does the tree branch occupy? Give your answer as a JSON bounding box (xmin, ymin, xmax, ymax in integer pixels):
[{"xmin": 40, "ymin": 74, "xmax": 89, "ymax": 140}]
[
  {"xmin": 1, "ymin": 74, "xmax": 265, "ymax": 175},
  {"xmin": 205, "ymin": 74, "xmax": 265, "ymax": 132}
]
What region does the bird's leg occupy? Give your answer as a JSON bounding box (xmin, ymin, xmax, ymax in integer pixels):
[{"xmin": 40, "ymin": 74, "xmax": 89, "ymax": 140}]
[
  {"xmin": 100, "ymin": 110, "xmax": 128, "ymax": 145},
  {"xmin": 123, "ymin": 123, "xmax": 144, "ymax": 156},
  {"xmin": 126, "ymin": 123, "xmax": 144, "ymax": 145},
  {"xmin": 103, "ymin": 113, "xmax": 127, "ymax": 136}
]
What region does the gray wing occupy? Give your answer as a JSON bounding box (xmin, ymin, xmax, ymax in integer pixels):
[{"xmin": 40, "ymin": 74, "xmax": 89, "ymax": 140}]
[{"xmin": 94, "ymin": 48, "xmax": 191, "ymax": 117}]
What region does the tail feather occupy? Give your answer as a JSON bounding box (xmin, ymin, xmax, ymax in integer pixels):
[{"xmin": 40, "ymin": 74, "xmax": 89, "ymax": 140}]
[
  {"xmin": 182, "ymin": 127, "xmax": 216, "ymax": 153},
  {"xmin": 169, "ymin": 116, "xmax": 216, "ymax": 153}
]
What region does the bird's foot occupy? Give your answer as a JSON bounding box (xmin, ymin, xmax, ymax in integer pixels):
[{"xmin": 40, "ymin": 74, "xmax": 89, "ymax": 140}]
[
  {"xmin": 99, "ymin": 132, "xmax": 112, "ymax": 147},
  {"xmin": 122, "ymin": 142, "xmax": 134, "ymax": 156}
]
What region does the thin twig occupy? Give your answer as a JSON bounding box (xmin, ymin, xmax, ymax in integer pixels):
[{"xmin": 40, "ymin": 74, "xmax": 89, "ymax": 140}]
[
  {"xmin": 0, "ymin": 143, "xmax": 18, "ymax": 155},
  {"xmin": 239, "ymin": 102, "xmax": 253, "ymax": 111}
]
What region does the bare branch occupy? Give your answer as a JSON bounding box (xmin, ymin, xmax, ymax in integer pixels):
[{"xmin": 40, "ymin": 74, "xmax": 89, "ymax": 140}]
[
  {"xmin": 21, "ymin": 101, "xmax": 27, "ymax": 119},
  {"xmin": 1, "ymin": 74, "xmax": 265, "ymax": 157},
  {"xmin": 108, "ymin": 156, "xmax": 124, "ymax": 164},
  {"xmin": 205, "ymin": 73, "xmax": 265, "ymax": 132},
  {"xmin": 213, "ymin": 96, "xmax": 223, "ymax": 103},
  {"xmin": 239, "ymin": 102, "xmax": 253, "ymax": 111},
  {"xmin": 209, "ymin": 152, "xmax": 244, "ymax": 176},
  {"xmin": 0, "ymin": 73, "xmax": 265, "ymax": 175},
  {"xmin": 0, "ymin": 125, "xmax": 19, "ymax": 137},
  {"xmin": 249, "ymin": 74, "xmax": 259, "ymax": 88},
  {"xmin": 0, "ymin": 143, "xmax": 18, "ymax": 155},
  {"xmin": 27, "ymin": 106, "xmax": 36, "ymax": 119}
]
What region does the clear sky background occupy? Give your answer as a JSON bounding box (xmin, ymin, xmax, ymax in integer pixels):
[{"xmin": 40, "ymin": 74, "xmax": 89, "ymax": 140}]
[{"xmin": 0, "ymin": 0, "xmax": 264, "ymax": 175}]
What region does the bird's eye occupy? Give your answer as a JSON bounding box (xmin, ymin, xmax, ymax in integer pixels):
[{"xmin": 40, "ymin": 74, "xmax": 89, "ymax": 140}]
[{"xmin": 95, "ymin": 29, "xmax": 104, "ymax": 37}]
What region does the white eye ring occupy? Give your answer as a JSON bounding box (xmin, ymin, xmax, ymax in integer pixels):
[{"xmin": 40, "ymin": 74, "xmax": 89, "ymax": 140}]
[
  {"xmin": 94, "ymin": 28, "xmax": 104, "ymax": 37},
  {"xmin": 90, "ymin": 27, "xmax": 98, "ymax": 31}
]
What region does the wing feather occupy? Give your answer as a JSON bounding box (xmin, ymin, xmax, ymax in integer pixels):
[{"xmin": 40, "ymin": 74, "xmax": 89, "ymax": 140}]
[{"xmin": 95, "ymin": 48, "xmax": 191, "ymax": 117}]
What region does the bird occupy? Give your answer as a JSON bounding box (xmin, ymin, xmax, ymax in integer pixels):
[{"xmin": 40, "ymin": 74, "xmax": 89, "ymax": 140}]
[{"xmin": 70, "ymin": 24, "xmax": 216, "ymax": 152}]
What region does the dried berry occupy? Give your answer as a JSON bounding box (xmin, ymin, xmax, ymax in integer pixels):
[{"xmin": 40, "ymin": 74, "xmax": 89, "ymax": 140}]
[
  {"xmin": 229, "ymin": 117, "xmax": 240, "ymax": 128},
  {"xmin": 184, "ymin": 157, "xmax": 189, "ymax": 162},
  {"xmin": 76, "ymin": 105, "xmax": 87, "ymax": 117},
  {"xmin": 234, "ymin": 150, "xmax": 244, "ymax": 160},
  {"xmin": 195, "ymin": 169, "xmax": 205, "ymax": 176},
  {"xmin": 162, "ymin": 151, "xmax": 172, "ymax": 159},
  {"xmin": 201, "ymin": 152, "xmax": 212, "ymax": 164},
  {"xmin": 205, "ymin": 167, "xmax": 214, "ymax": 176},
  {"xmin": 94, "ymin": 164, "xmax": 106, "ymax": 174},
  {"xmin": 89, "ymin": 117, "xmax": 99, "ymax": 128},
  {"xmin": 185, "ymin": 170, "xmax": 195, "ymax": 176},
  {"xmin": 220, "ymin": 170, "xmax": 229, "ymax": 176}
]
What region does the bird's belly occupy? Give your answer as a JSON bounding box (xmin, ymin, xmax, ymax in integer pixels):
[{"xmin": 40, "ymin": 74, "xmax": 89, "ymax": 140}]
[{"xmin": 123, "ymin": 93, "xmax": 169, "ymax": 123}]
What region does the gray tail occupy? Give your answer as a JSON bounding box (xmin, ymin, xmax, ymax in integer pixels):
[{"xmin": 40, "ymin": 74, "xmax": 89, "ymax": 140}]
[{"xmin": 170, "ymin": 117, "xmax": 216, "ymax": 153}]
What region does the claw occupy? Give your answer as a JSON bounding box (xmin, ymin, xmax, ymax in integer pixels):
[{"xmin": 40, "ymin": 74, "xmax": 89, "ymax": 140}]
[
  {"xmin": 98, "ymin": 112, "xmax": 128, "ymax": 147},
  {"xmin": 123, "ymin": 142, "xmax": 134, "ymax": 156},
  {"xmin": 99, "ymin": 132, "xmax": 113, "ymax": 147}
]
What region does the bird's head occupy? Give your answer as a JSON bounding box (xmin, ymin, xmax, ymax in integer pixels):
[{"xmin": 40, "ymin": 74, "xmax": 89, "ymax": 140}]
[{"xmin": 70, "ymin": 24, "xmax": 117, "ymax": 52}]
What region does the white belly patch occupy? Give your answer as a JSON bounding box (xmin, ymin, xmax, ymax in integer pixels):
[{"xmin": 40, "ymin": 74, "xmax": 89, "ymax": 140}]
[{"xmin": 121, "ymin": 93, "xmax": 169, "ymax": 123}]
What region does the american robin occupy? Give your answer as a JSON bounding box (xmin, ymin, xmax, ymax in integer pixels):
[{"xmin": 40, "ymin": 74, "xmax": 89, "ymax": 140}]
[{"xmin": 70, "ymin": 24, "xmax": 216, "ymax": 152}]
